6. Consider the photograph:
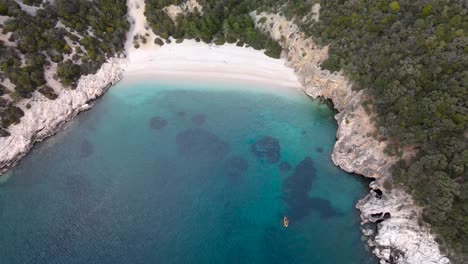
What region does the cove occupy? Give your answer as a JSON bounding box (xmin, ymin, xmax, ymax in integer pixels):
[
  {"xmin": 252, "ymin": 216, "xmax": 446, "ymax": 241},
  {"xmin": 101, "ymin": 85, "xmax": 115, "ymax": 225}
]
[{"xmin": 0, "ymin": 80, "xmax": 377, "ymax": 264}]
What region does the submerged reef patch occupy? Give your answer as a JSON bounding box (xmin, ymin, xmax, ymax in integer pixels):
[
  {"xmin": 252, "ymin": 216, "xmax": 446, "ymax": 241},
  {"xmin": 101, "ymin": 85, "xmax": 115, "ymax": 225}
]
[
  {"xmin": 282, "ymin": 157, "xmax": 340, "ymax": 220},
  {"xmin": 149, "ymin": 116, "xmax": 168, "ymax": 130},
  {"xmin": 176, "ymin": 128, "xmax": 230, "ymax": 160},
  {"xmin": 309, "ymin": 197, "xmax": 341, "ymax": 218},
  {"xmin": 251, "ymin": 136, "xmax": 281, "ymax": 163},
  {"xmin": 191, "ymin": 114, "xmax": 207, "ymax": 125},
  {"xmin": 279, "ymin": 162, "xmax": 292, "ymax": 172},
  {"xmin": 225, "ymin": 156, "xmax": 249, "ymax": 184},
  {"xmin": 176, "ymin": 111, "xmax": 186, "ymax": 118}
]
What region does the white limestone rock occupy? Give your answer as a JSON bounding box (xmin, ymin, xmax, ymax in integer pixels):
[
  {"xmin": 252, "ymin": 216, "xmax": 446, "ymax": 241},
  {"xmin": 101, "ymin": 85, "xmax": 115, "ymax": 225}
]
[
  {"xmin": 0, "ymin": 58, "xmax": 128, "ymax": 173},
  {"xmin": 251, "ymin": 10, "xmax": 450, "ymax": 264},
  {"xmin": 358, "ymin": 187, "xmax": 450, "ymax": 264},
  {"xmin": 164, "ymin": 0, "xmax": 203, "ymax": 23}
]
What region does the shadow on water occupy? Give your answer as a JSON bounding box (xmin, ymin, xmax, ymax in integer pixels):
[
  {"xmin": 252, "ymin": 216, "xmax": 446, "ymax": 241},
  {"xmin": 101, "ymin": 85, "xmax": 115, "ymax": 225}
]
[
  {"xmin": 282, "ymin": 157, "xmax": 341, "ymax": 221},
  {"xmin": 251, "ymin": 136, "xmax": 281, "ymax": 164},
  {"xmin": 191, "ymin": 114, "xmax": 207, "ymax": 125},
  {"xmin": 149, "ymin": 116, "xmax": 168, "ymax": 130},
  {"xmin": 224, "ymin": 156, "xmax": 249, "ymax": 184},
  {"xmin": 176, "ymin": 128, "xmax": 230, "ymax": 161},
  {"xmin": 176, "ymin": 111, "xmax": 186, "ymax": 118},
  {"xmin": 279, "ymin": 161, "xmax": 292, "ymax": 173}
]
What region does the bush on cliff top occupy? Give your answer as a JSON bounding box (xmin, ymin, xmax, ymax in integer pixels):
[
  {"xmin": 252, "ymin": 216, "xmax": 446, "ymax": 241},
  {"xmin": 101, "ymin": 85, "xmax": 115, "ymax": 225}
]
[{"xmin": 303, "ymin": 0, "xmax": 467, "ymax": 258}]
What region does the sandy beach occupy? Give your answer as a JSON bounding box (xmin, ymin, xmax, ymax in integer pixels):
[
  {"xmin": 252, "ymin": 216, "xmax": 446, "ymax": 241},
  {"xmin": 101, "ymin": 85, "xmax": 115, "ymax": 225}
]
[
  {"xmin": 124, "ymin": 0, "xmax": 301, "ymax": 89},
  {"xmin": 0, "ymin": 0, "xmax": 302, "ymax": 174},
  {"xmin": 124, "ymin": 40, "xmax": 302, "ymax": 89}
]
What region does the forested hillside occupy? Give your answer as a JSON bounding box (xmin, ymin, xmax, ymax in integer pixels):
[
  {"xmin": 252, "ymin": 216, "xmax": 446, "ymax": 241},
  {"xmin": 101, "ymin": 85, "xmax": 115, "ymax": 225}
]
[
  {"xmin": 146, "ymin": 0, "xmax": 467, "ymax": 259},
  {"xmin": 0, "ymin": 0, "xmax": 128, "ymax": 134},
  {"xmin": 0, "ymin": 0, "xmax": 466, "ymax": 260},
  {"xmin": 143, "ymin": 0, "xmax": 468, "ymax": 258},
  {"xmin": 144, "ymin": 0, "xmax": 284, "ymax": 58},
  {"xmin": 289, "ymin": 0, "xmax": 467, "ymax": 259}
]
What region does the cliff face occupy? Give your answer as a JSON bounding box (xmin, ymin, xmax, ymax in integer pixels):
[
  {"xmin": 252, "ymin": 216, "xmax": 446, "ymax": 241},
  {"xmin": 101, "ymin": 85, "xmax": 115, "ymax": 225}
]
[
  {"xmin": 0, "ymin": 58, "xmax": 128, "ymax": 174},
  {"xmin": 251, "ymin": 11, "xmax": 450, "ymax": 264},
  {"xmin": 252, "ymin": 11, "xmax": 394, "ymax": 179}
]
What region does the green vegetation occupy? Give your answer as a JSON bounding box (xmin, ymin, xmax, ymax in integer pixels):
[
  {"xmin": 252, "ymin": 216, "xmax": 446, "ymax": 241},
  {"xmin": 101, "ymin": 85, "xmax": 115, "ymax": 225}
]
[
  {"xmin": 0, "ymin": 1, "xmax": 466, "ymax": 259},
  {"xmin": 154, "ymin": 37, "xmax": 165, "ymax": 46},
  {"xmin": 38, "ymin": 85, "xmax": 58, "ymax": 100},
  {"xmin": 144, "ymin": 0, "xmax": 282, "ymax": 58},
  {"xmin": 295, "ymin": 0, "xmax": 467, "ymax": 259},
  {"xmin": 0, "ymin": 102, "xmax": 23, "ymax": 128},
  {"xmin": 0, "ymin": 0, "xmax": 129, "ymax": 131}
]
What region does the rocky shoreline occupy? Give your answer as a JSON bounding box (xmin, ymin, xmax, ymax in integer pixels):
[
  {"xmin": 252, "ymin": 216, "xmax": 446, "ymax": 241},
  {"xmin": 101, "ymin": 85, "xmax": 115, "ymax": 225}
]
[
  {"xmin": 251, "ymin": 11, "xmax": 450, "ymax": 264},
  {"xmin": 0, "ymin": 3, "xmax": 450, "ymax": 263},
  {"xmin": 0, "ymin": 58, "xmax": 128, "ymax": 174}
]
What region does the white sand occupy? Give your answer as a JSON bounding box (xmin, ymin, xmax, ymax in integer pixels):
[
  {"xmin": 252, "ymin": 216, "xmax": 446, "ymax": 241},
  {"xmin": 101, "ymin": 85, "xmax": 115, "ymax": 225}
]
[
  {"xmin": 0, "ymin": 0, "xmax": 302, "ymax": 174},
  {"xmin": 125, "ymin": 0, "xmax": 160, "ymax": 52},
  {"xmin": 124, "ymin": 0, "xmax": 301, "ymax": 90},
  {"xmin": 125, "ymin": 40, "xmax": 302, "ymax": 89}
]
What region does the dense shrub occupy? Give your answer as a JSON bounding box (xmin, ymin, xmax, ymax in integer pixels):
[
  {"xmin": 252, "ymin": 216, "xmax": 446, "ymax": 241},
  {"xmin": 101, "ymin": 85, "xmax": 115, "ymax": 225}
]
[
  {"xmin": 302, "ymin": 0, "xmax": 467, "ymax": 258},
  {"xmin": 145, "ymin": 0, "xmax": 284, "ymax": 58}
]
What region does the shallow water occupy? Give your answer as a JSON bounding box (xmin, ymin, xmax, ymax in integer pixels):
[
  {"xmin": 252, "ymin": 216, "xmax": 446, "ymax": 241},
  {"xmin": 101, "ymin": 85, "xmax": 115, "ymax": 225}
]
[{"xmin": 0, "ymin": 80, "xmax": 376, "ymax": 264}]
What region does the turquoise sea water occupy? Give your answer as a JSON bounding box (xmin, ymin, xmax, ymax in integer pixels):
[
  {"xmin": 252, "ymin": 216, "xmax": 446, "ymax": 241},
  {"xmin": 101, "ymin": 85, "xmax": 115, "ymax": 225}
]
[{"xmin": 0, "ymin": 80, "xmax": 376, "ymax": 264}]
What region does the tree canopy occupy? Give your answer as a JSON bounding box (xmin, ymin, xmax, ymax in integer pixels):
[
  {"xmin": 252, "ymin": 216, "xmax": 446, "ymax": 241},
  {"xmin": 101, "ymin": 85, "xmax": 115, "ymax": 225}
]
[{"xmin": 296, "ymin": 0, "xmax": 467, "ymax": 259}]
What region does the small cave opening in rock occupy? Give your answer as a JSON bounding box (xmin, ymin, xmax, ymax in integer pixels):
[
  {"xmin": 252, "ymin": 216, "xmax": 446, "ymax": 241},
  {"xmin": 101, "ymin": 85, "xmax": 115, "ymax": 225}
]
[
  {"xmin": 373, "ymin": 189, "xmax": 383, "ymax": 198},
  {"xmin": 383, "ymin": 212, "xmax": 391, "ymax": 220},
  {"xmin": 374, "ymin": 213, "xmax": 391, "ymax": 224},
  {"xmin": 371, "ymin": 212, "xmax": 383, "ymax": 219},
  {"xmin": 389, "ymin": 248, "xmax": 405, "ymax": 263},
  {"xmin": 316, "ymin": 97, "xmax": 338, "ymax": 114}
]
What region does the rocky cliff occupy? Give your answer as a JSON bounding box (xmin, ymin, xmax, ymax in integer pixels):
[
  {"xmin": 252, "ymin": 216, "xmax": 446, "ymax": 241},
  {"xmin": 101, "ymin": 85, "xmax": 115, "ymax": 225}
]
[
  {"xmin": 0, "ymin": 2, "xmax": 451, "ymax": 263},
  {"xmin": 251, "ymin": 11, "xmax": 450, "ymax": 264},
  {"xmin": 0, "ymin": 58, "xmax": 128, "ymax": 174}
]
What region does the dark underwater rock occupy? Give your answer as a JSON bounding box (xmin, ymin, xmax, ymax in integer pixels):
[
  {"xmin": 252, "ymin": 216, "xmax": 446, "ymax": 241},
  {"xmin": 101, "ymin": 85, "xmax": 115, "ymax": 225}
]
[
  {"xmin": 176, "ymin": 128, "xmax": 230, "ymax": 159},
  {"xmin": 279, "ymin": 162, "xmax": 291, "ymax": 172},
  {"xmin": 316, "ymin": 147, "xmax": 324, "ymax": 153},
  {"xmin": 225, "ymin": 156, "xmax": 249, "ymax": 183},
  {"xmin": 149, "ymin": 116, "xmax": 168, "ymax": 130},
  {"xmin": 309, "ymin": 197, "xmax": 341, "ymax": 218},
  {"xmin": 251, "ymin": 136, "xmax": 280, "ymax": 163},
  {"xmin": 191, "ymin": 114, "xmax": 207, "ymax": 125},
  {"xmin": 282, "ymin": 157, "xmax": 341, "ymax": 221}
]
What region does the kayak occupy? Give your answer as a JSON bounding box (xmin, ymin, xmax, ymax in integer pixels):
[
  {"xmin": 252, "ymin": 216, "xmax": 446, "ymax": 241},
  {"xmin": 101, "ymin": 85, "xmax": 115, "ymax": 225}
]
[{"xmin": 283, "ymin": 216, "xmax": 289, "ymax": 228}]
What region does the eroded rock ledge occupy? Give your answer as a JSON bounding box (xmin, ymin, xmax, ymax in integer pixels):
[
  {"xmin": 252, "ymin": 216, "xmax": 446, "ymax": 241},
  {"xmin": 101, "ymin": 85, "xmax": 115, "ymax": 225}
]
[
  {"xmin": 0, "ymin": 58, "xmax": 128, "ymax": 174},
  {"xmin": 251, "ymin": 11, "xmax": 450, "ymax": 264},
  {"xmin": 0, "ymin": 3, "xmax": 451, "ymax": 263}
]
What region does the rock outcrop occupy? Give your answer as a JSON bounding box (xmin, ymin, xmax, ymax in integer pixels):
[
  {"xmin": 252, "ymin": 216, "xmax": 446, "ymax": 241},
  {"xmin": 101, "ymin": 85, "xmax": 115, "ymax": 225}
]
[
  {"xmin": 358, "ymin": 184, "xmax": 451, "ymax": 264},
  {"xmin": 0, "ymin": 58, "xmax": 128, "ymax": 174},
  {"xmin": 251, "ymin": 11, "xmax": 450, "ymax": 264},
  {"xmin": 0, "ymin": 3, "xmax": 450, "ymax": 263},
  {"xmin": 164, "ymin": 0, "xmax": 203, "ymax": 23}
]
